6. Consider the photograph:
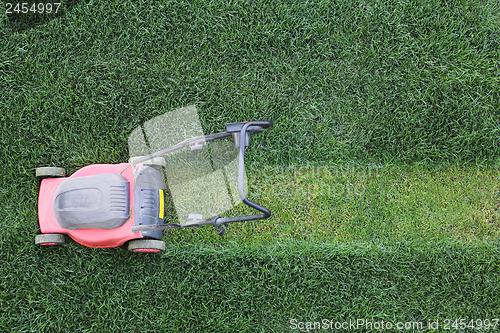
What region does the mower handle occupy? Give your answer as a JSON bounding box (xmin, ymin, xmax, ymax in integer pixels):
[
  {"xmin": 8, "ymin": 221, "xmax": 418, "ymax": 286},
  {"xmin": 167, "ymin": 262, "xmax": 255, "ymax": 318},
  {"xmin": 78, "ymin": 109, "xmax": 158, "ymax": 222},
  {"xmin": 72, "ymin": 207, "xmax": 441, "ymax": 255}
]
[
  {"xmin": 131, "ymin": 120, "xmax": 273, "ymax": 233},
  {"xmin": 129, "ymin": 132, "xmax": 232, "ymax": 166},
  {"xmin": 213, "ymin": 121, "xmax": 272, "ymax": 232},
  {"xmin": 226, "ymin": 121, "xmax": 272, "ymax": 133},
  {"xmin": 131, "ymin": 121, "xmax": 272, "ymax": 166}
]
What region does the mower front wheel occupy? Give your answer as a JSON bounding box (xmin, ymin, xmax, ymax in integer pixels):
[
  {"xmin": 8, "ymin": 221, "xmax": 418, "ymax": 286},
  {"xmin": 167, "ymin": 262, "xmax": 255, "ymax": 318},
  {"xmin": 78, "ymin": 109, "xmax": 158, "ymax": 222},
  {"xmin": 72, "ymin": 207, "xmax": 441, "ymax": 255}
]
[
  {"xmin": 36, "ymin": 167, "xmax": 66, "ymax": 179},
  {"xmin": 128, "ymin": 239, "xmax": 165, "ymax": 253},
  {"xmin": 35, "ymin": 233, "xmax": 65, "ymax": 246}
]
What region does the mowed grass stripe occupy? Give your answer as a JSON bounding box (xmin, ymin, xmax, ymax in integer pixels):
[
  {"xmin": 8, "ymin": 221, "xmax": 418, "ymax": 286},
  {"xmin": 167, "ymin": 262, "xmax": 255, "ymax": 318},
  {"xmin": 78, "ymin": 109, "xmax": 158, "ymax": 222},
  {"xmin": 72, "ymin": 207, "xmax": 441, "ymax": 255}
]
[{"xmin": 166, "ymin": 165, "xmax": 500, "ymax": 244}]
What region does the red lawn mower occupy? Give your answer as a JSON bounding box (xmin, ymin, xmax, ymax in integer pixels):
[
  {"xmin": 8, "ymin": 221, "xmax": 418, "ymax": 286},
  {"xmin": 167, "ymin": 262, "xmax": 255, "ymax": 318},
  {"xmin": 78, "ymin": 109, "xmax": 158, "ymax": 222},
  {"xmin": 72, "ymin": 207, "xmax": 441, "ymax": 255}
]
[{"xmin": 36, "ymin": 106, "xmax": 272, "ymax": 253}]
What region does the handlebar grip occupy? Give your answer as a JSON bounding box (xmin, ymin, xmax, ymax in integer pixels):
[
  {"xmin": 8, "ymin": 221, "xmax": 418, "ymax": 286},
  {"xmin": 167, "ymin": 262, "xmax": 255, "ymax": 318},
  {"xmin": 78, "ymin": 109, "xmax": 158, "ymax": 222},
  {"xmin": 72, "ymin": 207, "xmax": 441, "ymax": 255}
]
[{"xmin": 226, "ymin": 121, "xmax": 273, "ymax": 133}]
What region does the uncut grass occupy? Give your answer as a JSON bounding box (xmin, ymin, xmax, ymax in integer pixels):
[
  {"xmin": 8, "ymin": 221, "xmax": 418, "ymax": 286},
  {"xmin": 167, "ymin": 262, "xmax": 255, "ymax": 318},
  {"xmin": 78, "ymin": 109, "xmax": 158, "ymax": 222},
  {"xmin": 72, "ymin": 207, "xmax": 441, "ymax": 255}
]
[
  {"xmin": 1, "ymin": 241, "xmax": 499, "ymax": 331},
  {"xmin": 1, "ymin": 0, "xmax": 499, "ymax": 166}
]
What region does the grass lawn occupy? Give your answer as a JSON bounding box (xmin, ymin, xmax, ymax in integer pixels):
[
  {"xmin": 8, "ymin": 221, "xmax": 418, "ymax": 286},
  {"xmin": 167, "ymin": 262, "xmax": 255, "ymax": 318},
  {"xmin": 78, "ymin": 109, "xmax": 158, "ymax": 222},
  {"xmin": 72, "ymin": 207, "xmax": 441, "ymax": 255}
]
[{"xmin": 1, "ymin": 0, "xmax": 499, "ymax": 331}]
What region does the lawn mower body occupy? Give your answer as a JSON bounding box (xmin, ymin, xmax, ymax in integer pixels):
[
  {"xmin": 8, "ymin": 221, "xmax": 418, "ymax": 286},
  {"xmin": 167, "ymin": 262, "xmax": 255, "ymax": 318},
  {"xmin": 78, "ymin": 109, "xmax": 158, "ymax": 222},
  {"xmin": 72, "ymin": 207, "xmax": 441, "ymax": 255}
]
[
  {"xmin": 36, "ymin": 109, "xmax": 272, "ymax": 252},
  {"xmin": 38, "ymin": 163, "xmax": 165, "ymax": 248}
]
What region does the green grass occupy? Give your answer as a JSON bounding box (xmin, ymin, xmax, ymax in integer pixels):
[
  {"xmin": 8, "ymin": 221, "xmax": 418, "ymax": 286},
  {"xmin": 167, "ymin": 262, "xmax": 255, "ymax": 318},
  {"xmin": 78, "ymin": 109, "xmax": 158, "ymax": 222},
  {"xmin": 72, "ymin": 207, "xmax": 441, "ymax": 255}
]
[
  {"xmin": 1, "ymin": 0, "xmax": 499, "ymax": 165},
  {"xmin": 2, "ymin": 240, "xmax": 499, "ymax": 332},
  {"xmin": 163, "ymin": 164, "xmax": 500, "ymax": 245},
  {"xmin": 1, "ymin": 0, "xmax": 499, "ymax": 331}
]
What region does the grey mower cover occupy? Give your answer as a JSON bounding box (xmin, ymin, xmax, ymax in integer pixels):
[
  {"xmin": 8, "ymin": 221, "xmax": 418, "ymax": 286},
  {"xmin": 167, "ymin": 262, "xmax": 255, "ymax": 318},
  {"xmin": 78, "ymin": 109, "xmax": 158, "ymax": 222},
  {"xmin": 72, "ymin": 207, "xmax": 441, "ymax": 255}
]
[{"xmin": 53, "ymin": 173, "xmax": 130, "ymax": 229}]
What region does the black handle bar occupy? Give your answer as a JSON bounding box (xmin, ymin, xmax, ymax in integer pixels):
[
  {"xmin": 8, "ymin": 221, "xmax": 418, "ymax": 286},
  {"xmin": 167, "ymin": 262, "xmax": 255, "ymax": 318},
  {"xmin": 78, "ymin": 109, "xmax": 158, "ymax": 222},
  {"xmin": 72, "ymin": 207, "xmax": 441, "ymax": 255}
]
[
  {"xmin": 131, "ymin": 120, "xmax": 273, "ymax": 233},
  {"xmin": 213, "ymin": 121, "xmax": 272, "ymax": 230}
]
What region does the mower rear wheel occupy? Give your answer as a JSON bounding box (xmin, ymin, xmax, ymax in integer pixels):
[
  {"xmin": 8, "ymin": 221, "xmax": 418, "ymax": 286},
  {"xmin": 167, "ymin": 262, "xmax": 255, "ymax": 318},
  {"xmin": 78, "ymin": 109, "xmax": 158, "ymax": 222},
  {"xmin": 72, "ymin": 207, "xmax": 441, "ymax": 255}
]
[
  {"xmin": 128, "ymin": 239, "xmax": 165, "ymax": 253},
  {"xmin": 36, "ymin": 167, "xmax": 66, "ymax": 179},
  {"xmin": 35, "ymin": 233, "xmax": 65, "ymax": 246}
]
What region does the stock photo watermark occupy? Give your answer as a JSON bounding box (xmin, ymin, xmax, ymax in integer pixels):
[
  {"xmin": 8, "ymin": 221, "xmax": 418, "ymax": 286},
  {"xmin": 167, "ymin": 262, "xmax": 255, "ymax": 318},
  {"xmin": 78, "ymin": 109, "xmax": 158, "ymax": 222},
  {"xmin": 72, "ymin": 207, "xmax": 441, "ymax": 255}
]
[
  {"xmin": 290, "ymin": 318, "xmax": 499, "ymax": 331},
  {"xmin": 254, "ymin": 163, "xmax": 383, "ymax": 198}
]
